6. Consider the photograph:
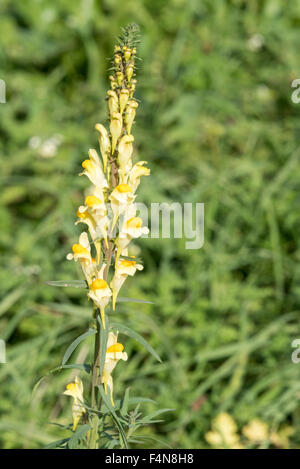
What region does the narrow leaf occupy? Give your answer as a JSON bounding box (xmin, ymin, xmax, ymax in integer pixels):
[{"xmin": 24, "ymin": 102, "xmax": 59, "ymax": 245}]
[
  {"xmin": 62, "ymin": 328, "xmax": 96, "ymax": 365},
  {"xmin": 132, "ymin": 435, "xmax": 173, "ymax": 449},
  {"xmin": 119, "ymin": 255, "xmax": 143, "ymax": 263},
  {"xmin": 98, "ymin": 314, "xmax": 109, "ymax": 377},
  {"xmin": 98, "ymin": 385, "xmax": 129, "ymax": 449},
  {"xmin": 128, "ymin": 397, "xmax": 157, "ymax": 405},
  {"xmin": 44, "ymin": 438, "xmax": 69, "ymax": 449},
  {"xmin": 120, "ymin": 387, "xmax": 130, "ymax": 417},
  {"xmin": 46, "ymin": 280, "xmax": 87, "ymax": 289},
  {"xmin": 110, "ymin": 322, "xmax": 162, "ymax": 363},
  {"xmin": 139, "ymin": 408, "xmax": 175, "ymax": 424},
  {"xmin": 68, "ymin": 424, "xmax": 90, "ymax": 449}
]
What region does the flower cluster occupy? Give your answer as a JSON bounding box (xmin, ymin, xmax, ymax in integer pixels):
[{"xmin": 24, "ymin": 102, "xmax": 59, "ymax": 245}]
[
  {"xmin": 205, "ymin": 412, "xmax": 294, "ymax": 449},
  {"xmin": 64, "ymin": 32, "xmax": 149, "ymax": 423},
  {"xmin": 67, "ymin": 41, "xmax": 149, "ymax": 329}
]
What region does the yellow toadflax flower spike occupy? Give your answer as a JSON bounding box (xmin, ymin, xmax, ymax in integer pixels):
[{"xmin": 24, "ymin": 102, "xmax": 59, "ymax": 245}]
[{"xmin": 65, "ymin": 26, "xmax": 149, "ymax": 434}]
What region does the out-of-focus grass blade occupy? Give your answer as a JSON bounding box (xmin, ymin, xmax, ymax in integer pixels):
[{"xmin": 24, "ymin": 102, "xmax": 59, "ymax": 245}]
[
  {"xmin": 117, "ymin": 297, "xmax": 155, "ymax": 305},
  {"xmin": 51, "ymin": 364, "xmax": 91, "ymax": 374},
  {"xmin": 0, "ymin": 286, "xmax": 26, "ymax": 317}
]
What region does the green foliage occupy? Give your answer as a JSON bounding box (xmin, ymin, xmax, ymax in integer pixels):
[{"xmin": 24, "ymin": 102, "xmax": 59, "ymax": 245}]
[
  {"xmin": 117, "ymin": 23, "xmax": 141, "ymax": 49},
  {"xmin": 0, "ymin": 0, "xmax": 300, "ymax": 449}
]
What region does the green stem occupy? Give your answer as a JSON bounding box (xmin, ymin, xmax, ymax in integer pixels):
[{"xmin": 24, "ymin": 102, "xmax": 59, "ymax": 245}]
[
  {"xmin": 88, "ymin": 162, "xmax": 116, "ymax": 448},
  {"xmin": 89, "ymin": 312, "xmax": 101, "ymax": 449}
]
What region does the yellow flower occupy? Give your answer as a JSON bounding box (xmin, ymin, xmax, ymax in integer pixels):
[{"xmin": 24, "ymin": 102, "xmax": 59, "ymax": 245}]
[
  {"xmin": 270, "ymin": 426, "xmax": 294, "ymax": 449},
  {"xmin": 128, "ymin": 161, "xmax": 150, "ymax": 192},
  {"xmin": 63, "ymin": 376, "xmax": 86, "ymax": 431},
  {"xmin": 205, "ymin": 413, "xmax": 242, "ymax": 449},
  {"xmin": 126, "ymin": 64, "xmax": 134, "ymax": 81},
  {"xmin": 110, "ymin": 258, "xmax": 143, "ymax": 310},
  {"xmin": 119, "ymin": 89, "xmax": 129, "ymax": 114},
  {"xmin": 88, "ymin": 273, "xmax": 112, "ymax": 328},
  {"xmin": 101, "ymin": 332, "xmax": 128, "ymax": 405},
  {"xmin": 107, "ymin": 90, "xmax": 119, "ymax": 116},
  {"xmin": 75, "ymin": 208, "xmax": 98, "ymax": 242},
  {"xmin": 109, "ymin": 184, "xmax": 135, "ymax": 231},
  {"xmin": 124, "ymin": 100, "xmax": 138, "ymax": 134},
  {"xmin": 80, "ymin": 149, "xmax": 108, "ymax": 188},
  {"xmin": 77, "ymin": 187, "xmax": 109, "ymax": 248},
  {"xmin": 66, "ymin": 232, "xmax": 96, "ymax": 285},
  {"xmin": 117, "ymin": 135, "xmax": 134, "ymax": 174},
  {"xmin": 242, "ymin": 419, "xmax": 269, "ymax": 443},
  {"xmin": 115, "ymin": 205, "xmax": 149, "ymax": 266},
  {"xmin": 116, "ymin": 71, "xmax": 124, "ymax": 86},
  {"xmin": 95, "ymin": 123, "xmax": 111, "ymax": 172}
]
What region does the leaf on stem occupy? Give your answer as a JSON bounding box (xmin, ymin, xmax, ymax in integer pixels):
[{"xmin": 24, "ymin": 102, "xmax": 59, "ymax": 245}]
[
  {"xmin": 51, "ymin": 364, "xmax": 91, "ymax": 374},
  {"xmin": 45, "ymin": 280, "xmax": 88, "ymax": 288},
  {"xmin": 120, "ymin": 387, "xmax": 130, "ymax": 417},
  {"xmin": 98, "ymin": 384, "xmax": 129, "ymax": 449},
  {"xmin": 110, "ymin": 322, "xmax": 162, "ymax": 363},
  {"xmin": 62, "ymin": 328, "xmax": 97, "ymax": 365},
  {"xmin": 98, "ymin": 314, "xmax": 109, "ymax": 377},
  {"xmin": 68, "ymin": 424, "xmax": 91, "ymax": 449}
]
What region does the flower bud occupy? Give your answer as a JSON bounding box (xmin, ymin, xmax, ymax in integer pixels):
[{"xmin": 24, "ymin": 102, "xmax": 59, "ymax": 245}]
[
  {"xmin": 119, "ymin": 89, "xmax": 129, "ymax": 114},
  {"xmin": 95, "ymin": 123, "xmax": 111, "ymax": 171},
  {"xmin": 124, "ymin": 100, "xmax": 138, "ymax": 134},
  {"xmin": 107, "ymin": 90, "xmax": 119, "ymax": 116},
  {"xmin": 124, "ymin": 48, "xmax": 131, "ymax": 62},
  {"xmin": 114, "ymin": 54, "xmax": 122, "ymax": 65},
  {"xmin": 116, "ymin": 71, "xmax": 124, "ymax": 86},
  {"xmin": 126, "ymin": 65, "xmax": 134, "ymax": 82},
  {"xmin": 129, "ymin": 80, "xmax": 136, "ymax": 97},
  {"xmin": 110, "ymin": 113, "xmax": 123, "ymax": 153},
  {"xmin": 109, "ymin": 75, "xmax": 117, "ymax": 90},
  {"xmin": 117, "ymin": 134, "xmax": 134, "ymax": 172}
]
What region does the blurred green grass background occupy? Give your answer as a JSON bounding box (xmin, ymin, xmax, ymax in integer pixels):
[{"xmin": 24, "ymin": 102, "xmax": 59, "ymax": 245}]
[{"xmin": 0, "ymin": 0, "xmax": 300, "ymax": 449}]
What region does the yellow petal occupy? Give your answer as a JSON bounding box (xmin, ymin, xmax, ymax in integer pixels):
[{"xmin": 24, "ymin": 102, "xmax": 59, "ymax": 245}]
[
  {"xmin": 106, "ymin": 343, "xmax": 124, "ymax": 353},
  {"xmin": 91, "ymin": 279, "xmax": 109, "ymax": 290}
]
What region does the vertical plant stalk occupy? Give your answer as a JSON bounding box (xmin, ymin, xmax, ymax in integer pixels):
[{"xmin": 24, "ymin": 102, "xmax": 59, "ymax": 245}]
[
  {"xmin": 89, "ymin": 314, "xmax": 100, "ymax": 448},
  {"xmin": 89, "ymin": 244, "xmax": 113, "ymax": 449}
]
